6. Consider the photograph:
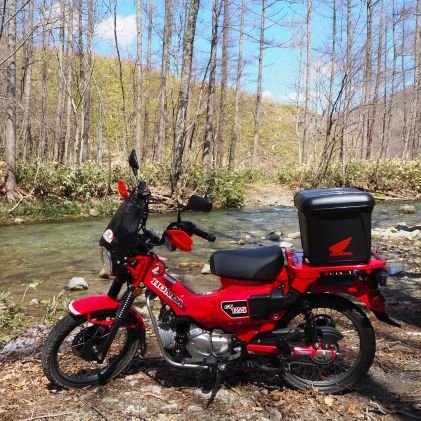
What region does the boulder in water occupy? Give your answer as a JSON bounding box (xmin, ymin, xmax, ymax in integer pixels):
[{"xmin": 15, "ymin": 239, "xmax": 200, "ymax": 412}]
[{"xmin": 67, "ymin": 277, "xmax": 88, "ymax": 291}]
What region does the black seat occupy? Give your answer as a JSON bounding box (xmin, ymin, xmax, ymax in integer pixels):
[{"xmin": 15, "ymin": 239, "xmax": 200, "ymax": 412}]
[{"xmin": 210, "ymin": 245, "xmax": 284, "ymax": 281}]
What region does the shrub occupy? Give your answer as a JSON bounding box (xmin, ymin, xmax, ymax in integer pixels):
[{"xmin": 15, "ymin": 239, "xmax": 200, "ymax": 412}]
[
  {"xmin": 181, "ymin": 166, "xmax": 245, "ymax": 208},
  {"xmin": 276, "ymin": 160, "xmax": 421, "ymax": 195}
]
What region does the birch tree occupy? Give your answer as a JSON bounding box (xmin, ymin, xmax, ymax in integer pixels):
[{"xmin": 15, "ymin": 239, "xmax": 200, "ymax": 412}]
[
  {"xmin": 21, "ymin": 0, "xmax": 34, "ymax": 162},
  {"xmin": 252, "ymin": 0, "xmax": 265, "ymax": 167},
  {"xmin": 170, "ymin": 0, "xmax": 200, "ymax": 193},
  {"xmin": 5, "ymin": 0, "xmax": 18, "ymax": 200},
  {"xmin": 135, "ymin": 0, "xmax": 142, "ymax": 160},
  {"xmin": 156, "ymin": 0, "xmax": 173, "ymax": 162},
  {"xmin": 228, "ymin": 0, "xmax": 245, "ymax": 170},
  {"xmin": 203, "ymin": 0, "xmax": 220, "ymax": 173},
  {"xmin": 216, "ymin": 0, "xmax": 230, "ymax": 168},
  {"xmin": 143, "ymin": 0, "xmax": 153, "ymax": 158},
  {"xmin": 302, "ymin": 0, "xmax": 312, "ymax": 164}
]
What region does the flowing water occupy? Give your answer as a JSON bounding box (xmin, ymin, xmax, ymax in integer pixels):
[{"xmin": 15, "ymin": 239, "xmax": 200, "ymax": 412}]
[{"xmin": 0, "ymin": 202, "xmax": 419, "ymax": 303}]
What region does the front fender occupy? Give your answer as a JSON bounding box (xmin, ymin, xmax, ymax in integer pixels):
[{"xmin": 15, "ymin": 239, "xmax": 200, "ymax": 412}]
[{"xmin": 69, "ymin": 295, "xmax": 145, "ymax": 329}]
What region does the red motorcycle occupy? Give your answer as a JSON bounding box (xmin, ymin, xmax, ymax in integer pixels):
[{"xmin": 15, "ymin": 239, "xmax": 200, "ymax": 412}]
[{"xmin": 42, "ymin": 151, "xmax": 398, "ymax": 401}]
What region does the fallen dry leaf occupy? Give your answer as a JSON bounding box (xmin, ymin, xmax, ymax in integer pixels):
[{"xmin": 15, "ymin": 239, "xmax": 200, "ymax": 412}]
[{"xmin": 324, "ymin": 396, "xmax": 334, "ymax": 407}]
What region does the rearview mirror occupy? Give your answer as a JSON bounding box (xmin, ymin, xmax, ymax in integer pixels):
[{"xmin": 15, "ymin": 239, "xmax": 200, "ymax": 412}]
[
  {"xmin": 186, "ymin": 195, "xmax": 212, "ymax": 212},
  {"xmin": 128, "ymin": 149, "xmax": 139, "ymax": 177}
]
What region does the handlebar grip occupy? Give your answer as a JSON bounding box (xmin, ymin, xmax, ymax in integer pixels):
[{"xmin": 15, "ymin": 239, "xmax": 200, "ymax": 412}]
[{"xmin": 192, "ymin": 227, "xmax": 216, "ymax": 242}]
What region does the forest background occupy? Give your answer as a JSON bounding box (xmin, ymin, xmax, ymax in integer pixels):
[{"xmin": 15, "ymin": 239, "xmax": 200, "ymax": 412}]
[{"xmin": 0, "ymin": 0, "xmax": 420, "ymax": 222}]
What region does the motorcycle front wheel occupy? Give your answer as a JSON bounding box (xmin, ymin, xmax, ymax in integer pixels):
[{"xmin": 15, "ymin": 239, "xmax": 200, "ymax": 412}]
[
  {"xmin": 279, "ymin": 294, "xmax": 376, "ymax": 393},
  {"xmin": 42, "ymin": 310, "xmax": 143, "ymax": 388}
]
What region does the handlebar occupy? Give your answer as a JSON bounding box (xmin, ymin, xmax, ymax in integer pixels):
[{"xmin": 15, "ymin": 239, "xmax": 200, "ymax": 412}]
[
  {"xmin": 165, "ymin": 221, "xmax": 216, "ymax": 243},
  {"xmin": 192, "ymin": 227, "xmax": 216, "ymax": 242}
]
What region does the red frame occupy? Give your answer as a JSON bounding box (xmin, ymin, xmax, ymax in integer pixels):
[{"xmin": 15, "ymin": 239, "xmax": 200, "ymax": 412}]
[{"xmin": 70, "ymin": 242, "xmax": 388, "ymax": 353}]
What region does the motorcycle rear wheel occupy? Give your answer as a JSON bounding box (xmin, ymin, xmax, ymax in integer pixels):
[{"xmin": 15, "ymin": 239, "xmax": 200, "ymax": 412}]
[
  {"xmin": 279, "ymin": 294, "xmax": 375, "ymax": 393},
  {"xmin": 42, "ymin": 310, "xmax": 142, "ymax": 388}
]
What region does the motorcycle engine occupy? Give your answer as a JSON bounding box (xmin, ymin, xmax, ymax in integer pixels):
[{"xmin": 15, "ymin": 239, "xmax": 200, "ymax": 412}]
[{"xmin": 157, "ymin": 308, "xmax": 234, "ymax": 362}]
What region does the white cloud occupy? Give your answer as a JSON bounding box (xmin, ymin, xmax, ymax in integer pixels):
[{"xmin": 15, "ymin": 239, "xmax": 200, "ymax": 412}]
[
  {"xmin": 262, "ymin": 90, "xmax": 273, "ymax": 100},
  {"xmin": 96, "ymin": 14, "xmax": 137, "ymax": 50},
  {"xmin": 280, "ymin": 91, "xmax": 302, "ymax": 104}
]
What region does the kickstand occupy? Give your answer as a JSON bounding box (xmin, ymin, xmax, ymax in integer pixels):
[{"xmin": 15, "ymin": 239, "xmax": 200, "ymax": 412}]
[{"xmin": 206, "ymin": 363, "xmax": 226, "ymax": 407}]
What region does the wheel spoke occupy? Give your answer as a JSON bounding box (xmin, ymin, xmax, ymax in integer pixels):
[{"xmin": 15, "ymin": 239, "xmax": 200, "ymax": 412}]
[{"xmin": 284, "ymin": 301, "xmax": 365, "ymax": 386}]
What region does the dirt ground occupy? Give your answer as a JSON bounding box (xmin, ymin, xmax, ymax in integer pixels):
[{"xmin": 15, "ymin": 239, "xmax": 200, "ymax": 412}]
[{"xmin": 0, "ymin": 238, "xmax": 420, "ymax": 420}]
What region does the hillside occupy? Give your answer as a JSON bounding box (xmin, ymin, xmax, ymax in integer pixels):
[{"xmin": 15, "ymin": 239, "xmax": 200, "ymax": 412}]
[{"xmin": 0, "ymin": 49, "xmax": 297, "ymax": 170}]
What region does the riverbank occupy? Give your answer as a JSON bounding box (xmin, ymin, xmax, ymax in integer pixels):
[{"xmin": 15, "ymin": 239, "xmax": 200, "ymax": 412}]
[
  {"xmin": 1, "ymin": 183, "xmax": 419, "ymax": 226},
  {"xmin": 1, "ymin": 159, "xmax": 420, "ymax": 225},
  {"xmin": 0, "ymin": 228, "xmax": 420, "ymax": 419}
]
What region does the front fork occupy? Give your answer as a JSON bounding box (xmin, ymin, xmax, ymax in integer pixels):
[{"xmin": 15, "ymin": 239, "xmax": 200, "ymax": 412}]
[{"xmin": 95, "ymin": 282, "xmax": 135, "ymax": 363}]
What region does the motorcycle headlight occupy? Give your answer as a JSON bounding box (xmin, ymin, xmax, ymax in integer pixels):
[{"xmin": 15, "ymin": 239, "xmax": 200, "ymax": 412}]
[{"xmin": 101, "ymin": 247, "xmax": 113, "ymax": 275}]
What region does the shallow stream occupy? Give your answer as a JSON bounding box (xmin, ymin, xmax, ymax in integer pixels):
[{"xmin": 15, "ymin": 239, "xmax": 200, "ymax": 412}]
[{"xmin": 0, "ymin": 201, "xmax": 419, "ymax": 303}]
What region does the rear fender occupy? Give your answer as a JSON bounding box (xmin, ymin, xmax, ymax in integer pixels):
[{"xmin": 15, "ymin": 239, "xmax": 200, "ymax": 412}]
[
  {"xmin": 69, "ymin": 295, "xmax": 145, "ymax": 329},
  {"xmin": 310, "ymin": 284, "xmax": 401, "ymax": 327}
]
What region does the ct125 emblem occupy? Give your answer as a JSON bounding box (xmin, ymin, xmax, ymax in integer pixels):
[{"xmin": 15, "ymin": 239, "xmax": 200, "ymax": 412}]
[{"xmin": 221, "ymin": 300, "xmax": 248, "ymax": 318}]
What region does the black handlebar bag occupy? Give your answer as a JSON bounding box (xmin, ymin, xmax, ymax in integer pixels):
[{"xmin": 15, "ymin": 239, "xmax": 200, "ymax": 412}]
[{"xmin": 99, "ymin": 192, "xmax": 145, "ymax": 256}]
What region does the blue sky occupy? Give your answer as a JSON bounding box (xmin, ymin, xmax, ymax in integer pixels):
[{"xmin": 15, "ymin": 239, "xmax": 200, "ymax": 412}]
[{"xmin": 93, "ymin": 0, "xmax": 323, "ymax": 103}]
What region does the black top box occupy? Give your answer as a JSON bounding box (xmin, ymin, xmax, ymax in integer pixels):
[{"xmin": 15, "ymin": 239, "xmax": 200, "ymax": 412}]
[{"xmin": 294, "ymin": 188, "xmax": 375, "ymax": 265}]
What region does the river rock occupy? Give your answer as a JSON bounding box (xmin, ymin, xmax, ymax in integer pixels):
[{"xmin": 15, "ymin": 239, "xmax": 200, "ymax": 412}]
[
  {"xmin": 161, "ymin": 403, "xmax": 179, "ymax": 414},
  {"xmin": 372, "ymin": 227, "xmax": 421, "ymax": 241},
  {"xmin": 395, "ymin": 222, "xmax": 421, "ymax": 232},
  {"xmin": 30, "ymin": 298, "xmax": 39, "ymax": 305},
  {"xmin": 89, "ymin": 208, "xmax": 99, "ymax": 217},
  {"xmin": 125, "ymin": 405, "xmax": 147, "ymax": 417},
  {"xmin": 286, "ymin": 231, "xmax": 301, "ymax": 240},
  {"xmin": 265, "ymin": 231, "xmax": 282, "ymax": 242},
  {"xmin": 280, "ymin": 241, "xmax": 293, "ymax": 248},
  {"xmin": 67, "ymin": 277, "xmax": 88, "ymax": 291},
  {"xmin": 201, "ymin": 263, "xmax": 211, "ymax": 274},
  {"xmin": 0, "ymin": 325, "xmax": 49, "ymax": 360},
  {"xmin": 14, "ymin": 217, "xmax": 24, "ymax": 224},
  {"xmin": 399, "ymin": 205, "xmax": 416, "ymax": 214},
  {"xmin": 177, "ymin": 260, "xmax": 202, "ymax": 269},
  {"xmin": 98, "ymin": 268, "xmax": 110, "ymax": 279},
  {"xmin": 237, "ymin": 239, "xmax": 246, "ymax": 246},
  {"xmin": 187, "ymin": 405, "xmax": 202, "ymax": 413}
]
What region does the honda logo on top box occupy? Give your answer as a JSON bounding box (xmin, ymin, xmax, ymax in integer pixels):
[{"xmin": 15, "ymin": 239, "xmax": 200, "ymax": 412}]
[{"xmin": 294, "ymin": 189, "xmax": 374, "ymax": 266}]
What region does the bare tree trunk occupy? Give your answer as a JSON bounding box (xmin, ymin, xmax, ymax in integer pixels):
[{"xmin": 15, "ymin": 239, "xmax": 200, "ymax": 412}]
[
  {"xmin": 114, "ymin": 0, "xmax": 129, "ymax": 157},
  {"xmin": 370, "ymin": 0, "xmax": 384, "ymax": 160},
  {"xmin": 135, "ymin": 0, "xmax": 143, "ymax": 161},
  {"xmin": 76, "ymin": 0, "xmax": 85, "ymax": 164},
  {"xmin": 302, "ymin": 0, "xmax": 312, "ymax": 164},
  {"xmin": 401, "ymin": 7, "xmax": 409, "ymax": 160},
  {"xmin": 53, "ymin": 0, "xmax": 66, "ymax": 162},
  {"xmin": 63, "ymin": 3, "xmax": 74, "ymax": 165},
  {"xmin": 38, "ymin": 1, "xmax": 48, "ymax": 160},
  {"xmin": 203, "ymin": 0, "xmax": 219, "ymax": 173},
  {"xmin": 252, "ymin": 0, "xmax": 265, "ymax": 167},
  {"xmin": 216, "ymin": 0, "xmax": 229, "ymax": 168},
  {"xmin": 21, "ymin": 0, "xmax": 34, "ymax": 162},
  {"xmin": 81, "ymin": 0, "xmax": 93, "ymax": 162},
  {"xmin": 143, "ymin": 0, "xmax": 152, "ymax": 160},
  {"xmin": 97, "ymin": 86, "xmax": 103, "ymax": 163},
  {"xmin": 379, "ymin": 8, "xmax": 388, "ymax": 160},
  {"xmin": 413, "ymin": 0, "xmax": 421, "ymax": 158},
  {"xmin": 228, "ymin": 0, "xmax": 245, "ymax": 170},
  {"xmin": 5, "ymin": 0, "xmax": 18, "ymax": 200},
  {"xmin": 170, "ymin": 0, "xmax": 200, "ymax": 193},
  {"xmin": 385, "ymin": 0, "xmax": 397, "ymax": 159},
  {"xmin": 325, "ymin": 0, "xmax": 336, "ymax": 149},
  {"xmin": 364, "ymin": 0, "xmax": 373, "ymax": 160},
  {"xmin": 155, "ymin": 0, "xmax": 173, "ymax": 162},
  {"xmin": 343, "ymin": 0, "xmax": 352, "ymax": 161}
]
